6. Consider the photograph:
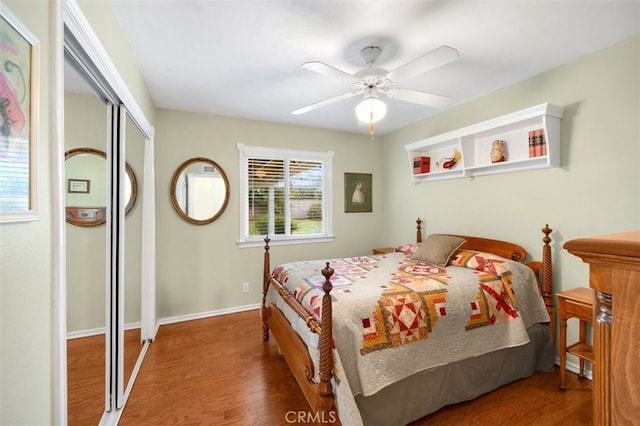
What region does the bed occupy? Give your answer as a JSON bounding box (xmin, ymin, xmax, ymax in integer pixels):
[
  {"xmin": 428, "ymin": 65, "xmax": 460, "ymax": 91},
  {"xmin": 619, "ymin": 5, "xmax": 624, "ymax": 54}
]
[{"xmin": 261, "ymin": 219, "xmax": 555, "ymax": 426}]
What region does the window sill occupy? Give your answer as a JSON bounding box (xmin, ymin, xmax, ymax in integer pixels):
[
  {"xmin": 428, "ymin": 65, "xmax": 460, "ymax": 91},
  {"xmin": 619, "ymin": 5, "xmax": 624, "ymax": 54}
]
[{"xmin": 237, "ymin": 235, "xmax": 335, "ymax": 249}]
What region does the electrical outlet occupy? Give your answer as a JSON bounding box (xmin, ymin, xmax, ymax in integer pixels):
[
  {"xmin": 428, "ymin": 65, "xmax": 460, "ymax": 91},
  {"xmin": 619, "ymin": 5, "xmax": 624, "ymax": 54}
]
[{"xmin": 242, "ymin": 282, "xmax": 249, "ymax": 293}]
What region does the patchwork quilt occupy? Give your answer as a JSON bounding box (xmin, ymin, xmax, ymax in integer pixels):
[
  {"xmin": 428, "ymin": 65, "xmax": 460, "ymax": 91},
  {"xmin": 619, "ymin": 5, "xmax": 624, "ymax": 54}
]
[{"xmin": 269, "ymin": 250, "xmax": 550, "ymax": 398}]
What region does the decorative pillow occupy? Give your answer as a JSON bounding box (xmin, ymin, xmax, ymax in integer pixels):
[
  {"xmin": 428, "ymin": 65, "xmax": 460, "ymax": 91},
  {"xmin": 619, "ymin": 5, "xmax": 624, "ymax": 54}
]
[
  {"xmin": 396, "ymin": 243, "xmax": 421, "ymax": 256},
  {"xmin": 410, "ymin": 234, "xmax": 466, "ymax": 267}
]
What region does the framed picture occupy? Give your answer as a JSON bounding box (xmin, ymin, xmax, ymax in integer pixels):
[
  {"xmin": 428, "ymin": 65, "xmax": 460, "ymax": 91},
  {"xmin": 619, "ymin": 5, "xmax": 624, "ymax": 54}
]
[
  {"xmin": 344, "ymin": 172, "xmax": 372, "ymax": 213},
  {"xmin": 68, "ymin": 179, "xmax": 90, "ymax": 194},
  {"xmin": 0, "ymin": 5, "xmax": 39, "ymax": 222}
]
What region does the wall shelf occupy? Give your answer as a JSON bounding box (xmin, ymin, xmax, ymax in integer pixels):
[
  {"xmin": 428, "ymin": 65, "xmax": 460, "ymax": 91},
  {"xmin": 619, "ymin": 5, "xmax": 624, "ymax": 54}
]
[{"xmin": 405, "ymin": 103, "xmax": 564, "ymax": 183}]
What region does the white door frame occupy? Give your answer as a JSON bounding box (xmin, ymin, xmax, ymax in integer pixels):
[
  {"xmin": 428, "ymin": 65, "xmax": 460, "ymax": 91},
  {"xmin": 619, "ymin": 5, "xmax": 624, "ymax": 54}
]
[{"xmin": 52, "ymin": 0, "xmax": 157, "ymax": 423}]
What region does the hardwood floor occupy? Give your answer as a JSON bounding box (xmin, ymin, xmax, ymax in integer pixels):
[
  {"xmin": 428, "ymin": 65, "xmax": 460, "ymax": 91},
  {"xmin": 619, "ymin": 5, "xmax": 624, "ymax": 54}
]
[
  {"xmin": 69, "ymin": 309, "xmax": 592, "ymax": 425},
  {"xmin": 119, "ymin": 310, "xmax": 310, "ymax": 425},
  {"xmin": 67, "ymin": 329, "xmax": 142, "ymax": 425},
  {"xmin": 413, "ymin": 367, "xmax": 592, "ymax": 426}
]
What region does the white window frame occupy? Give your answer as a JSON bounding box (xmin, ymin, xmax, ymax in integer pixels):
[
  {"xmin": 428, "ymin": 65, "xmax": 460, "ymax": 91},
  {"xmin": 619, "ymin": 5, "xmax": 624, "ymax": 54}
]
[{"xmin": 237, "ymin": 143, "xmax": 334, "ymax": 248}]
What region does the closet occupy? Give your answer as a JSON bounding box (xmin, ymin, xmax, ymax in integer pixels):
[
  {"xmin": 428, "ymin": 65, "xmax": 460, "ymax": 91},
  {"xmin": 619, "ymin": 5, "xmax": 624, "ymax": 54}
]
[{"xmin": 63, "ymin": 1, "xmax": 156, "ymax": 424}]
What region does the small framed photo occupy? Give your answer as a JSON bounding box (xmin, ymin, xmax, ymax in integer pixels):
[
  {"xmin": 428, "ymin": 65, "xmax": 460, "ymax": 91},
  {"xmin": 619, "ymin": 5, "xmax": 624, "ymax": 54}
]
[
  {"xmin": 68, "ymin": 179, "xmax": 90, "ymax": 194},
  {"xmin": 344, "ymin": 172, "xmax": 372, "ymax": 213}
]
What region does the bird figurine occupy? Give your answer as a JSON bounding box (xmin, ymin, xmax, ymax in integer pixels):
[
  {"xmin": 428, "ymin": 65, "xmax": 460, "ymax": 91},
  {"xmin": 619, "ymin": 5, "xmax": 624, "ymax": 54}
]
[{"xmin": 438, "ymin": 148, "xmax": 462, "ymax": 171}]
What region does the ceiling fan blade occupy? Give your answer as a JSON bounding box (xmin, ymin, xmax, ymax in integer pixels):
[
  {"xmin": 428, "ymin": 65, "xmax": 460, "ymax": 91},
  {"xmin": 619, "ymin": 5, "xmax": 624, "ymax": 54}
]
[
  {"xmin": 302, "ymin": 61, "xmax": 361, "ymax": 83},
  {"xmin": 387, "ymin": 88, "xmax": 452, "ymax": 109},
  {"xmin": 292, "ymin": 91, "xmax": 359, "ymax": 115},
  {"xmin": 387, "ymin": 45, "xmax": 459, "ymax": 82}
]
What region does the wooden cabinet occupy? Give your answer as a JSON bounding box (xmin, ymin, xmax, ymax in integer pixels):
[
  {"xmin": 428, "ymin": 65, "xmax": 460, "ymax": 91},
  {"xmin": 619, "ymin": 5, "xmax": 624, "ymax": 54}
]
[
  {"xmin": 404, "ymin": 103, "xmax": 564, "ymax": 183},
  {"xmin": 564, "ymin": 231, "xmax": 640, "ymax": 425}
]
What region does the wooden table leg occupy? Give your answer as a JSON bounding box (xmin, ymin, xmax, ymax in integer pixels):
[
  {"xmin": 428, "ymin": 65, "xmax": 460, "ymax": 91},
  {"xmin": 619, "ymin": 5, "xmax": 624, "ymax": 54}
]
[
  {"xmin": 559, "ymin": 314, "xmax": 568, "ymax": 391},
  {"xmin": 578, "ymin": 319, "xmax": 586, "ymax": 379}
]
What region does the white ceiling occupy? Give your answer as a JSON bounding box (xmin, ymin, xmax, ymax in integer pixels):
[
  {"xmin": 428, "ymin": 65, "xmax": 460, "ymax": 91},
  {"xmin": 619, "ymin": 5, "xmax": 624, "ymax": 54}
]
[{"xmin": 108, "ymin": 0, "xmax": 640, "ymax": 136}]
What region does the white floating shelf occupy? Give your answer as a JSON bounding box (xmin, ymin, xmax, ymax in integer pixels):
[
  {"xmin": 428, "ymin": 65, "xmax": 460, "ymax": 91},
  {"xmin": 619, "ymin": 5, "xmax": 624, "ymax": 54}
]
[{"xmin": 405, "ymin": 103, "xmax": 564, "ymax": 183}]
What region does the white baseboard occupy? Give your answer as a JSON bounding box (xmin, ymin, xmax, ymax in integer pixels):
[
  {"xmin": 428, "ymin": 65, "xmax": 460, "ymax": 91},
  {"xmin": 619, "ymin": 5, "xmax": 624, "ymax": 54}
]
[
  {"xmin": 554, "ymin": 355, "xmax": 593, "ymax": 380},
  {"xmin": 67, "ymin": 304, "xmax": 261, "ymax": 339},
  {"xmin": 157, "ymin": 303, "xmax": 261, "ymax": 326},
  {"xmin": 67, "ymin": 322, "xmax": 142, "ymax": 339}
]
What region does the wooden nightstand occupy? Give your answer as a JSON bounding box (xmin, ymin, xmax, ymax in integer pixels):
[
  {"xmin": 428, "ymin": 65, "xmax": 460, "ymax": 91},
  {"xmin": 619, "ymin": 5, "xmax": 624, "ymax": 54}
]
[
  {"xmin": 557, "ymin": 287, "xmax": 595, "ymax": 391},
  {"xmin": 372, "ymin": 247, "xmax": 396, "ymax": 255}
]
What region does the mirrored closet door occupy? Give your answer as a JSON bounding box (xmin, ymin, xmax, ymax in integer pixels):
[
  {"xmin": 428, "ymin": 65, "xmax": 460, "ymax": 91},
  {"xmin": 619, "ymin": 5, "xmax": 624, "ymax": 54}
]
[
  {"xmin": 63, "ymin": 4, "xmax": 156, "ymax": 421},
  {"xmin": 123, "ymin": 112, "xmax": 146, "ymax": 407},
  {"xmin": 64, "ymin": 57, "xmax": 110, "ymax": 425}
]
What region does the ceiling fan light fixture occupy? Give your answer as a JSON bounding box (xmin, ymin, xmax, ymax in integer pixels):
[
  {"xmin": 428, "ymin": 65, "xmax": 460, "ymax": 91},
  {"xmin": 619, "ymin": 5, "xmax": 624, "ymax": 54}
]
[
  {"xmin": 355, "ymin": 96, "xmax": 387, "ymax": 124},
  {"xmin": 356, "ymin": 95, "xmax": 386, "ymax": 139}
]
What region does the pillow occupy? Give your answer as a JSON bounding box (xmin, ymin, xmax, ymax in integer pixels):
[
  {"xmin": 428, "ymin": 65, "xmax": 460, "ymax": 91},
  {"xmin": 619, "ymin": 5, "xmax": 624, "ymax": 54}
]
[
  {"xmin": 410, "ymin": 234, "xmax": 466, "ymax": 267},
  {"xmin": 396, "ymin": 243, "xmax": 421, "ymax": 256}
]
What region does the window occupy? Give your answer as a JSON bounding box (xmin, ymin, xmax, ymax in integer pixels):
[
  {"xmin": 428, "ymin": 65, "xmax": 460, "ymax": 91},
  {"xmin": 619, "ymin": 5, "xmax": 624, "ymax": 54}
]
[{"xmin": 238, "ymin": 144, "xmax": 333, "ymax": 247}]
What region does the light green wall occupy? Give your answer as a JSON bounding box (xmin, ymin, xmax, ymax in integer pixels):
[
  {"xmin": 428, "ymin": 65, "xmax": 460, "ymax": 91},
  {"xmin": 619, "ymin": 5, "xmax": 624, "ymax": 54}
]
[
  {"xmin": 381, "ymin": 35, "xmax": 639, "ymax": 267},
  {"xmin": 124, "ymin": 113, "xmax": 145, "ymax": 327},
  {"xmin": 154, "ymin": 110, "xmax": 385, "ymax": 318},
  {"xmin": 0, "ymin": 2, "xmax": 52, "ymax": 425},
  {"xmin": 65, "ymin": 154, "xmax": 107, "ymax": 206},
  {"xmin": 77, "ymin": 0, "xmax": 155, "ymax": 124},
  {"xmin": 380, "ymin": 36, "xmax": 640, "ymax": 356}
]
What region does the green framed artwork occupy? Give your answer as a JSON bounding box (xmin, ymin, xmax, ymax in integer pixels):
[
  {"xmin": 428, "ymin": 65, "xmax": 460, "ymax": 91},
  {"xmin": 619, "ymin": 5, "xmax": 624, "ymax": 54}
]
[{"xmin": 344, "ymin": 172, "xmax": 372, "ymax": 213}]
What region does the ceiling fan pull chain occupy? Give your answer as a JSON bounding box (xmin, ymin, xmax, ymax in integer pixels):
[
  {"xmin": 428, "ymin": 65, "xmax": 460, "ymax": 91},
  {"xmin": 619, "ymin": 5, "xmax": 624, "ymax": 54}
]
[{"xmin": 369, "ymin": 111, "xmax": 375, "ymax": 139}]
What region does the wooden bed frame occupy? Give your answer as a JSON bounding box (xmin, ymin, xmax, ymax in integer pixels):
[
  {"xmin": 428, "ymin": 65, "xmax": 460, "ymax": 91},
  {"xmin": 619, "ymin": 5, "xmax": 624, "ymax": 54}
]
[{"xmin": 261, "ymin": 219, "xmax": 554, "ymax": 424}]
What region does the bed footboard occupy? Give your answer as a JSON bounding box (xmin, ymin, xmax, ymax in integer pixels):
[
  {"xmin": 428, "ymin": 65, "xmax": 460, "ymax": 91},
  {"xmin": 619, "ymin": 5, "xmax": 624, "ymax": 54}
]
[
  {"xmin": 261, "ymin": 236, "xmax": 339, "ymax": 424},
  {"xmin": 526, "ymin": 225, "xmax": 555, "ymax": 337},
  {"xmin": 261, "ymin": 237, "xmax": 271, "ymax": 341}
]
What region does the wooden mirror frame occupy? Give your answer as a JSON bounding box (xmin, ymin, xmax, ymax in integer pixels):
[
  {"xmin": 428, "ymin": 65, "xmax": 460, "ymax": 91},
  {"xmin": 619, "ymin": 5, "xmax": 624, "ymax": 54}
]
[
  {"xmin": 64, "ymin": 147, "xmax": 138, "ymax": 227},
  {"xmin": 169, "ymin": 157, "xmax": 230, "ymax": 225}
]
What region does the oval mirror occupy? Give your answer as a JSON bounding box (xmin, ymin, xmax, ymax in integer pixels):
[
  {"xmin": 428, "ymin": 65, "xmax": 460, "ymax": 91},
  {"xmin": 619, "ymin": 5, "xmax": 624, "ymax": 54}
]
[
  {"xmin": 170, "ymin": 157, "xmax": 230, "ymax": 225},
  {"xmin": 64, "ymin": 148, "xmax": 138, "ymax": 226}
]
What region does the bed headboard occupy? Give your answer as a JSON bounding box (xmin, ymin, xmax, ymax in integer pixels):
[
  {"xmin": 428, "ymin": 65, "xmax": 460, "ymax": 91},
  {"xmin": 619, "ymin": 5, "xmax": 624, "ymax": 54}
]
[
  {"xmin": 414, "ymin": 218, "xmax": 527, "ymax": 262},
  {"xmin": 450, "ymin": 235, "xmax": 527, "ymax": 262}
]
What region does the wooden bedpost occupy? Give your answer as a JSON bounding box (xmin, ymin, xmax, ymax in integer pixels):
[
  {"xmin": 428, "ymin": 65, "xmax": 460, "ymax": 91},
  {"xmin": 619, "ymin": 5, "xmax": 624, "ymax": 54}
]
[
  {"xmin": 416, "ymin": 217, "xmax": 422, "ymax": 243},
  {"xmin": 262, "ymin": 235, "xmax": 271, "ymax": 341},
  {"xmin": 317, "ymin": 262, "xmax": 337, "ymax": 423},
  {"xmin": 541, "ymin": 225, "xmax": 554, "ymax": 338}
]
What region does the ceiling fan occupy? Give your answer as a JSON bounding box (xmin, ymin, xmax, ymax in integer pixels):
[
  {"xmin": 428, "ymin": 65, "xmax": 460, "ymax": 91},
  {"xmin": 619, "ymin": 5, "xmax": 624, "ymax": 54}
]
[{"xmin": 292, "ymin": 44, "xmax": 460, "ymax": 126}]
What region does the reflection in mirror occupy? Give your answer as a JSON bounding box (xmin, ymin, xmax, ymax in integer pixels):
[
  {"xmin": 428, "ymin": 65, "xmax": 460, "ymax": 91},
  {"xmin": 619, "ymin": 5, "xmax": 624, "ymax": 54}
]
[
  {"xmin": 64, "ymin": 147, "xmax": 138, "ymax": 226},
  {"xmin": 170, "ymin": 157, "xmax": 230, "ymax": 225},
  {"xmin": 124, "ymin": 113, "xmax": 144, "ymax": 394},
  {"xmin": 64, "ymin": 60, "xmax": 109, "ymax": 425}
]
